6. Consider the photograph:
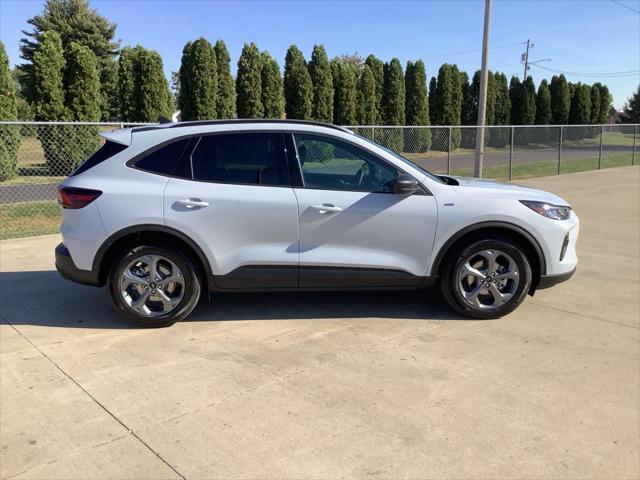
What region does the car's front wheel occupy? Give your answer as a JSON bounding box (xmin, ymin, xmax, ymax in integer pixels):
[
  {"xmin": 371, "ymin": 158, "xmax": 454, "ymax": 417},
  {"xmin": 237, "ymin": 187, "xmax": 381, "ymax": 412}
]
[
  {"xmin": 107, "ymin": 245, "xmax": 201, "ymax": 327},
  {"xmin": 440, "ymin": 236, "xmax": 532, "ymax": 319}
]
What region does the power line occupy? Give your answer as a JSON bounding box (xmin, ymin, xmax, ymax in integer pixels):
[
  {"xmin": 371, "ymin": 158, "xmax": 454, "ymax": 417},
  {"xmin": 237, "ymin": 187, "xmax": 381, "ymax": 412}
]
[
  {"xmin": 610, "ymin": 0, "xmax": 640, "ymax": 14},
  {"xmin": 424, "ymin": 41, "xmax": 526, "ymax": 59},
  {"xmin": 529, "ymin": 63, "xmax": 640, "ymax": 78}
]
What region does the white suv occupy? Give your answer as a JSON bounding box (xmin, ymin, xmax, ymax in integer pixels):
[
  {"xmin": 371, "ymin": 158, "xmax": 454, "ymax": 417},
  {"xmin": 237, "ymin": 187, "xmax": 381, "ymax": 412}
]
[{"xmin": 55, "ymin": 120, "xmax": 578, "ymax": 327}]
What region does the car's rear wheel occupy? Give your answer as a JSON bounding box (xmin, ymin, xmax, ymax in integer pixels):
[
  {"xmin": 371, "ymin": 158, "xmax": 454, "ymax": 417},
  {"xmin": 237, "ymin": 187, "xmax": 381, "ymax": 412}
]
[
  {"xmin": 440, "ymin": 236, "xmax": 532, "ymax": 319},
  {"xmin": 108, "ymin": 245, "xmax": 201, "ymax": 327}
]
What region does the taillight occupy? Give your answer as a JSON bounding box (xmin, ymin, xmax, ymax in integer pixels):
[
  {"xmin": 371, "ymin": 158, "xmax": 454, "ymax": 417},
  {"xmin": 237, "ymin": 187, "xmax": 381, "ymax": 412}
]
[{"xmin": 58, "ymin": 187, "xmax": 102, "ymax": 209}]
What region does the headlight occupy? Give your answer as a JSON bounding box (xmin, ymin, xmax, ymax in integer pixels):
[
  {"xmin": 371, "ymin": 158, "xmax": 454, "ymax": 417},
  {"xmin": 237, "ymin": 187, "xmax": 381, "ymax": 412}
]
[{"xmin": 520, "ymin": 200, "xmax": 572, "ymax": 220}]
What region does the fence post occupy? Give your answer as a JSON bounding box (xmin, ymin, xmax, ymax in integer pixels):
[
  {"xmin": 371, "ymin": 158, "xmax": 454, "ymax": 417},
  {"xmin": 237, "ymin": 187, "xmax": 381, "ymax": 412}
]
[
  {"xmin": 371, "ymin": 126, "xmax": 375, "ymax": 141},
  {"xmin": 633, "ymin": 124, "xmax": 637, "ymax": 166},
  {"xmin": 557, "ymin": 126, "xmax": 563, "ymax": 175},
  {"xmin": 447, "ymin": 126, "xmax": 452, "ymax": 175},
  {"xmin": 599, "ymin": 124, "xmax": 604, "ymax": 169},
  {"xmin": 509, "ymin": 126, "xmax": 514, "ymax": 181}
]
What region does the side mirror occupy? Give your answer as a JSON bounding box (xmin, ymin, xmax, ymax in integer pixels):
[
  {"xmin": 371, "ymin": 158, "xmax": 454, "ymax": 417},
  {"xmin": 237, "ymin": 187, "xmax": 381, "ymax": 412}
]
[{"xmin": 394, "ymin": 173, "xmax": 419, "ymax": 195}]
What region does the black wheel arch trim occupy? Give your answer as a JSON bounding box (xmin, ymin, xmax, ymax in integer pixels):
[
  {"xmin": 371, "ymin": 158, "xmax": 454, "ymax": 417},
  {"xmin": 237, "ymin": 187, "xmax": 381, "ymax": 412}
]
[
  {"xmin": 430, "ymin": 221, "xmax": 547, "ymax": 278},
  {"xmin": 92, "ymin": 224, "xmax": 214, "ymax": 282}
]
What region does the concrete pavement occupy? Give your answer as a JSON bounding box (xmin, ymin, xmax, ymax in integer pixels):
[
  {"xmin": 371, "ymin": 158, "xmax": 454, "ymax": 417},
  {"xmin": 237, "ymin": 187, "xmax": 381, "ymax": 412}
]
[{"xmin": 1, "ymin": 166, "xmax": 638, "ymax": 479}]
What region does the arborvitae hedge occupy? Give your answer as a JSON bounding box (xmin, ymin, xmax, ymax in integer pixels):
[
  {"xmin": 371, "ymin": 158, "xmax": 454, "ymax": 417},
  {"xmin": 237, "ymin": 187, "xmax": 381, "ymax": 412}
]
[
  {"xmin": 433, "ymin": 64, "xmax": 462, "ymax": 148},
  {"xmin": 404, "ymin": 60, "xmax": 431, "ymax": 152},
  {"xmin": 569, "ymin": 82, "xmax": 591, "ymax": 125},
  {"xmin": 494, "ymin": 73, "xmax": 510, "ymax": 125},
  {"xmin": 214, "ymin": 40, "xmax": 236, "ymax": 118},
  {"xmin": 365, "ymin": 55, "xmax": 384, "ymax": 124},
  {"xmin": 597, "ymin": 84, "xmax": 611, "ymax": 124},
  {"xmin": 261, "ymin": 52, "xmax": 284, "ymax": 119},
  {"xmin": 308, "ymin": 45, "xmax": 333, "ymax": 122},
  {"xmin": 522, "ymin": 76, "xmax": 536, "ymax": 125},
  {"xmin": 178, "ymin": 38, "xmax": 217, "ymax": 120},
  {"xmin": 382, "ymin": 58, "xmax": 405, "ymax": 151},
  {"xmin": 535, "ymin": 79, "xmax": 552, "ymax": 125},
  {"xmin": 0, "ymin": 41, "xmax": 20, "ymax": 180},
  {"xmin": 356, "ymin": 64, "xmax": 377, "ymax": 127},
  {"xmin": 589, "ymin": 84, "xmax": 601, "ymax": 125},
  {"xmin": 236, "ymin": 43, "xmax": 263, "ymax": 118},
  {"xmin": 428, "ymin": 76, "xmax": 437, "ymax": 125},
  {"xmin": 33, "ymin": 31, "xmax": 66, "ymax": 122},
  {"xmin": 550, "ymin": 74, "xmax": 570, "ymax": 125},
  {"xmin": 331, "ymin": 60, "xmax": 357, "ymax": 125},
  {"xmin": 118, "ymin": 46, "xmax": 172, "ymax": 123},
  {"xmin": 283, "ymin": 45, "xmax": 312, "ymax": 119}
]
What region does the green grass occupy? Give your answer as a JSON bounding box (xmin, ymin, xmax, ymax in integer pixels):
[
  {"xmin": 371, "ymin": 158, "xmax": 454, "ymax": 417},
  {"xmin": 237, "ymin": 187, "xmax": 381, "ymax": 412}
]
[
  {"xmin": 447, "ymin": 152, "xmax": 635, "ymax": 180},
  {"xmin": 0, "ymin": 201, "xmax": 61, "ymax": 240}
]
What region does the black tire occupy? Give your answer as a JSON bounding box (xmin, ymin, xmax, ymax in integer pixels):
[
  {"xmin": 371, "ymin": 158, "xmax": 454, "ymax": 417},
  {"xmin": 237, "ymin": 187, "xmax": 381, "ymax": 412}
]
[
  {"xmin": 440, "ymin": 235, "xmax": 532, "ymax": 319},
  {"xmin": 107, "ymin": 244, "xmax": 201, "ymax": 327}
]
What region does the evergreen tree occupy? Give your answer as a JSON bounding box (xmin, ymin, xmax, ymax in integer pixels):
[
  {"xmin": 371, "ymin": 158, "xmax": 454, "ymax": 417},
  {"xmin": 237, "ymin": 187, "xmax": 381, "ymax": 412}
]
[
  {"xmin": 178, "ymin": 38, "xmax": 217, "ymax": 121},
  {"xmin": 569, "ymin": 82, "xmax": 591, "ymax": 125},
  {"xmin": 118, "ymin": 46, "xmax": 172, "ymax": 122},
  {"xmin": 509, "ymin": 76, "xmax": 523, "ymax": 124},
  {"xmin": 63, "ymin": 42, "xmax": 101, "ymax": 174},
  {"xmin": 33, "ymin": 31, "xmax": 65, "ymax": 121},
  {"xmin": 494, "ymin": 72, "xmax": 510, "ymax": 125},
  {"xmin": 236, "ymin": 43, "xmax": 263, "ymax": 118},
  {"xmin": 598, "ymin": 84, "xmax": 612, "ymax": 124},
  {"xmin": 590, "ymin": 84, "xmax": 601, "ymax": 124},
  {"xmin": 214, "ymin": 40, "xmax": 236, "ymax": 118},
  {"xmin": 621, "ymin": 85, "xmax": 640, "ymax": 123},
  {"xmin": 522, "ymin": 76, "xmax": 536, "ymax": 125},
  {"xmin": 65, "ymin": 42, "xmax": 101, "ymax": 121},
  {"xmin": 535, "ymin": 79, "xmax": 552, "ymax": 124},
  {"xmin": 404, "ymin": 60, "xmax": 431, "ymax": 152},
  {"xmin": 364, "ymin": 54, "xmax": 384, "ymax": 123},
  {"xmin": 550, "ymin": 74, "xmax": 570, "ymax": 125},
  {"xmin": 283, "ymin": 45, "xmax": 312, "ymax": 119},
  {"xmin": 117, "ymin": 46, "xmax": 137, "ymax": 122},
  {"xmin": 356, "ymin": 64, "xmax": 377, "ymax": 127},
  {"xmin": 19, "ymin": 0, "xmax": 120, "ymax": 118},
  {"xmin": 433, "ymin": 64, "xmax": 462, "ymax": 148},
  {"xmin": 0, "ymin": 41, "xmax": 21, "ymax": 181},
  {"xmin": 428, "ymin": 76, "xmax": 437, "ymax": 125},
  {"xmin": 261, "ymin": 52, "xmax": 284, "ymax": 119},
  {"xmin": 308, "ymin": 45, "xmax": 333, "ymax": 122},
  {"xmin": 460, "ymin": 71, "xmax": 474, "ymax": 125},
  {"xmin": 381, "ymin": 58, "xmax": 405, "ymax": 151},
  {"xmin": 136, "ymin": 48, "xmax": 172, "ymax": 121},
  {"xmin": 331, "ymin": 59, "xmax": 357, "ymax": 125}
]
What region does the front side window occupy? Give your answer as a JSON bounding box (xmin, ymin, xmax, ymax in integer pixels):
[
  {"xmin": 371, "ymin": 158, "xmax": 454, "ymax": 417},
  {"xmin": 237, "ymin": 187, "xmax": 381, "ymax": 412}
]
[
  {"xmin": 294, "ymin": 134, "xmax": 397, "ymax": 193},
  {"xmin": 191, "ymin": 132, "xmax": 289, "ymax": 186}
]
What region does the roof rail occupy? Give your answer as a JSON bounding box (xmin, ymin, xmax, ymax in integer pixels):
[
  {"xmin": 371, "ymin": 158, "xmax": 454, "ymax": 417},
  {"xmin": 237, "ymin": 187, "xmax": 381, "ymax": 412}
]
[{"xmin": 131, "ymin": 118, "xmax": 353, "ymax": 134}]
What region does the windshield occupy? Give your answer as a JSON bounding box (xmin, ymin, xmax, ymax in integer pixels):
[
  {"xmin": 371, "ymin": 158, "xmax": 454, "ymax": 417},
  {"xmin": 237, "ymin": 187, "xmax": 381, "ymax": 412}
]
[{"xmin": 355, "ymin": 134, "xmax": 445, "ymax": 184}]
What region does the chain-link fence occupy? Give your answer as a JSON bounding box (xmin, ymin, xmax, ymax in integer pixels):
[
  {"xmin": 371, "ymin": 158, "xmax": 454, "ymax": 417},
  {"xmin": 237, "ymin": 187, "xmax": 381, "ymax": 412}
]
[{"xmin": 0, "ymin": 121, "xmax": 638, "ymax": 240}]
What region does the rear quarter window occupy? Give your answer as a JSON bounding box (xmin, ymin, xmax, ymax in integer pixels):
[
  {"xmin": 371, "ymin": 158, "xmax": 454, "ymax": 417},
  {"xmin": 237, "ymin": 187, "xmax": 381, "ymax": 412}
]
[
  {"xmin": 134, "ymin": 138, "xmax": 192, "ymax": 177},
  {"xmin": 72, "ymin": 141, "xmax": 128, "ymax": 176}
]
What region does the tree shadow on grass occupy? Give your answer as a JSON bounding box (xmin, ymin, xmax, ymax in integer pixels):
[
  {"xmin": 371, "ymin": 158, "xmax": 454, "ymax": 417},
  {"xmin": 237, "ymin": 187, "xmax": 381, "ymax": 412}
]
[{"xmin": 0, "ymin": 270, "xmax": 469, "ymax": 330}]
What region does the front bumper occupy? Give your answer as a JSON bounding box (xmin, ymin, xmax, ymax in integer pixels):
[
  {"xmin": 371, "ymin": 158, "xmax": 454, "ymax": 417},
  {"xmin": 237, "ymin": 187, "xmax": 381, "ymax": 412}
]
[
  {"xmin": 537, "ymin": 267, "xmax": 576, "ymax": 289},
  {"xmin": 55, "ymin": 243, "xmax": 101, "ymax": 286}
]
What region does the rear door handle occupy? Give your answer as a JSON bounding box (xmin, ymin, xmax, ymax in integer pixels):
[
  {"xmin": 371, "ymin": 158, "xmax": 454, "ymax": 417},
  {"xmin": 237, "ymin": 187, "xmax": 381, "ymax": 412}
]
[
  {"xmin": 175, "ymin": 198, "xmax": 210, "ymax": 208},
  {"xmin": 310, "ymin": 204, "xmax": 342, "ymax": 214}
]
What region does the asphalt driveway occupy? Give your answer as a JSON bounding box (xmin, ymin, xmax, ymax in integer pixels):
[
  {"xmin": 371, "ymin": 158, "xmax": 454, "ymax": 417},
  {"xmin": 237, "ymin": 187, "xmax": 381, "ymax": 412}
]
[{"xmin": 1, "ymin": 166, "xmax": 638, "ymax": 479}]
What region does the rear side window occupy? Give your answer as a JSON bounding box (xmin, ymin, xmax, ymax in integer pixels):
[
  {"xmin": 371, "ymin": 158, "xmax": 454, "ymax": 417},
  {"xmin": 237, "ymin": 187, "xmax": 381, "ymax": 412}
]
[
  {"xmin": 72, "ymin": 141, "xmax": 127, "ymax": 176},
  {"xmin": 191, "ymin": 133, "xmax": 289, "ymax": 186},
  {"xmin": 135, "ymin": 138, "xmax": 192, "ymax": 176}
]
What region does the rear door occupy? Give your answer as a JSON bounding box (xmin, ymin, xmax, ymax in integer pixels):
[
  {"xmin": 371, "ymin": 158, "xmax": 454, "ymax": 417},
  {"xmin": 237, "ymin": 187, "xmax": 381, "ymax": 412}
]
[
  {"xmin": 163, "ymin": 131, "xmax": 299, "ymax": 288},
  {"xmin": 289, "ymin": 132, "xmax": 438, "ymax": 288}
]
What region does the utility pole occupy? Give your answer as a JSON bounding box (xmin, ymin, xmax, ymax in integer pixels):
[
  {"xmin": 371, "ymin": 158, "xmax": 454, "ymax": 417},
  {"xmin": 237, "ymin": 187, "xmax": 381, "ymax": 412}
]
[
  {"xmin": 522, "ymin": 39, "xmax": 532, "ymax": 79},
  {"xmin": 474, "ymin": 0, "xmax": 492, "ymax": 178}
]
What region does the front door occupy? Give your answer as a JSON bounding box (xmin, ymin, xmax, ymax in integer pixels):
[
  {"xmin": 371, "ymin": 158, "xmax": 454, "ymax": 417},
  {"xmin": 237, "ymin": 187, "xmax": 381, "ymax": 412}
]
[
  {"xmin": 290, "ymin": 133, "xmax": 438, "ymax": 288},
  {"xmin": 164, "ymin": 131, "xmax": 299, "ymax": 288}
]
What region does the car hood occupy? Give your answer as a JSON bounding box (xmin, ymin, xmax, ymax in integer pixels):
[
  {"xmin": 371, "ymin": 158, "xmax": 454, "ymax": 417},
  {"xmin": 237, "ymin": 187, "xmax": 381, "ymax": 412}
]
[{"xmin": 447, "ymin": 176, "xmax": 569, "ymax": 205}]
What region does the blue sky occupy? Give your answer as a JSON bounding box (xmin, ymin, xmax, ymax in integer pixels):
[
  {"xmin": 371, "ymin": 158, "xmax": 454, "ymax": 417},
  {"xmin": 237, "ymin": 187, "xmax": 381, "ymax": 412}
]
[{"xmin": 1, "ymin": 0, "xmax": 638, "ymax": 109}]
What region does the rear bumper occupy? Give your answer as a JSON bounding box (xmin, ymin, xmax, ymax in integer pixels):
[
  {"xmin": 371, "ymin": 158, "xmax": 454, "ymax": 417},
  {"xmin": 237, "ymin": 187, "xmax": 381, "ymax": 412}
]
[
  {"xmin": 537, "ymin": 268, "xmax": 576, "ymax": 290},
  {"xmin": 55, "ymin": 243, "xmax": 101, "ymax": 286}
]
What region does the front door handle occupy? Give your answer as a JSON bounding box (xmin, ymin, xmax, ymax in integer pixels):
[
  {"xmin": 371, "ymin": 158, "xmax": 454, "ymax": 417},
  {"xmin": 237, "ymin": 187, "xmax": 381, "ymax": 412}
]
[
  {"xmin": 175, "ymin": 198, "xmax": 210, "ymax": 209},
  {"xmin": 310, "ymin": 204, "xmax": 342, "ymax": 214}
]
